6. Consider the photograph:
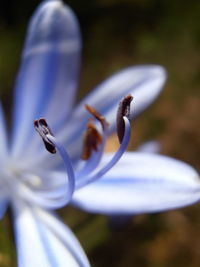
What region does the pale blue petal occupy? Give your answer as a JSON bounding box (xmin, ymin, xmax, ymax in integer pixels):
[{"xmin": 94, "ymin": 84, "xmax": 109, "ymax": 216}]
[
  {"xmin": 36, "ymin": 208, "xmax": 90, "ymax": 267},
  {"xmin": 13, "ymin": 202, "xmax": 90, "ymax": 267},
  {"xmin": 78, "ymin": 65, "xmax": 166, "ymax": 120},
  {"xmin": 12, "ymin": 0, "xmax": 81, "ymax": 157},
  {"xmin": 72, "ymin": 152, "xmax": 200, "ymax": 215},
  {"xmin": 137, "ymin": 140, "xmax": 161, "ymax": 153},
  {"xmin": 57, "ymin": 65, "xmax": 166, "ymax": 158}
]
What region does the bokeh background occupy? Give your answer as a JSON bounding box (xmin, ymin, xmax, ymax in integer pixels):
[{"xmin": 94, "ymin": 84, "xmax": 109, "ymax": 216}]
[{"xmin": 0, "ymin": 0, "xmax": 200, "ymax": 266}]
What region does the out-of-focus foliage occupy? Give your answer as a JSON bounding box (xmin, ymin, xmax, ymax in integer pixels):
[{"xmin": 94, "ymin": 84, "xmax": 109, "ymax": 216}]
[{"xmin": 0, "ymin": 0, "xmax": 200, "ymax": 266}]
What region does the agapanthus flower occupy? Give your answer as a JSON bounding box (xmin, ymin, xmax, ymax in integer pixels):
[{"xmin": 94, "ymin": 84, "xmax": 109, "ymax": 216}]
[{"xmin": 1, "ymin": 0, "xmax": 200, "ymax": 266}]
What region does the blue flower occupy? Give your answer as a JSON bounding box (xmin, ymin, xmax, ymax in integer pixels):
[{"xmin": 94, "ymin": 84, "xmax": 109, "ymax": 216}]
[{"xmin": 1, "ymin": 0, "xmax": 200, "ymax": 266}]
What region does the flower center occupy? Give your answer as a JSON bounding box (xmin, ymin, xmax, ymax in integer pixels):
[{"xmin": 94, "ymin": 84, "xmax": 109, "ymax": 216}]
[{"xmin": 5, "ymin": 162, "xmax": 42, "ymax": 190}]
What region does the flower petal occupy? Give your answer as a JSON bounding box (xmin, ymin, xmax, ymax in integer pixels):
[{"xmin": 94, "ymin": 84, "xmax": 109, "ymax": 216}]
[
  {"xmin": 13, "ymin": 202, "xmax": 90, "ymax": 267},
  {"xmin": 72, "ymin": 152, "xmax": 200, "ymax": 215},
  {"xmin": 137, "ymin": 140, "xmax": 161, "ymax": 153},
  {"xmin": 57, "ymin": 65, "xmax": 166, "ymax": 158},
  {"xmin": 12, "ymin": 0, "xmax": 81, "ymax": 157},
  {"xmin": 75, "ymin": 65, "xmax": 166, "ymax": 122}
]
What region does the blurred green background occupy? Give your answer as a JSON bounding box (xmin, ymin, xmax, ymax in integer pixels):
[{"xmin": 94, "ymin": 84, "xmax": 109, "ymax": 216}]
[{"xmin": 0, "ymin": 0, "xmax": 200, "ymax": 266}]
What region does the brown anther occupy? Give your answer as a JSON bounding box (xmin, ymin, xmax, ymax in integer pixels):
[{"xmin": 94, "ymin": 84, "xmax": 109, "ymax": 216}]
[
  {"xmin": 116, "ymin": 95, "xmax": 133, "ymax": 143},
  {"xmin": 34, "ymin": 118, "xmax": 56, "ymax": 154},
  {"xmin": 85, "ymin": 104, "xmax": 109, "ymax": 130},
  {"xmin": 82, "ymin": 119, "xmax": 102, "ymax": 160}
]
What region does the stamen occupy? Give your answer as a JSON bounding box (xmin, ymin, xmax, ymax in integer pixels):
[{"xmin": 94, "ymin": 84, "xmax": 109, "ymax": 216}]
[
  {"xmin": 34, "ymin": 118, "xmax": 75, "ymax": 205},
  {"xmin": 76, "ymin": 95, "xmax": 133, "ymax": 188},
  {"xmin": 85, "ymin": 104, "xmax": 109, "ymax": 130},
  {"xmin": 78, "ymin": 105, "xmax": 109, "ymax": 175},
  {"xmin": 76, "ymin": 116, "xmax": 131, "ymax": 189},
  {"xmin": 81, "ymin": 105, "xmax": 109, "ymax": 161},
  {"xmin": 47, "ymin": 134, "xmax": 75, "ymax": 201},
  {"xmin": 34, "ymin": 118, "xmax": 56, "ymax": 154},
  {"xmin": 81, "ymin": 119, "xmax": 102, "ymax": 160},
  {"xmin": 117, "ymin": 95, "xmax": 133, "ymax": 143}
]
